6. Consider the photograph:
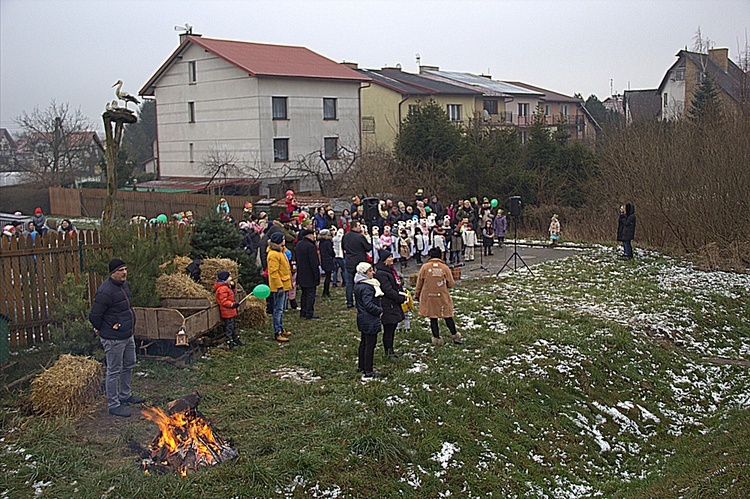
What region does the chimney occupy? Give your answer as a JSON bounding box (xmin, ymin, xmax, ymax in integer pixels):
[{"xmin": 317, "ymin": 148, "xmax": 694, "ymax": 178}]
[
  {"xmin": 179, "ymin": 32, "xmax": 201, "ymax": 45},
  {"xmin": 709, "ymin": 48, "xmax": 729, "ymax": 72},
  {"xmin": 341, "ymin": 62, "xmax": 359, "ymax": 70}
]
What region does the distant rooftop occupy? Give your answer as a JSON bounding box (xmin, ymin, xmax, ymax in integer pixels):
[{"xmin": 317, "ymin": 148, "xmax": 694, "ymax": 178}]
[{"xmin": 421, "ymin": 69, "xmax": 544, "ymax": 97}]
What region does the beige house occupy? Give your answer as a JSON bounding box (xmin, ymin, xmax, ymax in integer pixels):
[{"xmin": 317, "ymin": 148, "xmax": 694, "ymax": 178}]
[
  {"xmin": 140, "ymin": 35, "xmax": 369, "ymax": 196},
  {"xmin": 350, "ymin": 66, "xmax": 481, "ymax": 151},
  {"xmin": 658, "ymin": 48, "xmax": 748, "ymax": 120}
]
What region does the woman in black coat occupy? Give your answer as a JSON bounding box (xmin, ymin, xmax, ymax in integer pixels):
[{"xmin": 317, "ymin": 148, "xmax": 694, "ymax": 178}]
[
  {"xmin": 354, "ymin": 262, "xmax": 384, "ymax": 379},
  {"xmin": 318, "ymin": 229, "xmax": 335, "ymax": 297},
  {"xmin": 616, "ymin": 203, "xmax": 636, "ymax": 259},
  {"xmin": 374, "ymin": 250, "xmax": 406, "ymax": 357}
]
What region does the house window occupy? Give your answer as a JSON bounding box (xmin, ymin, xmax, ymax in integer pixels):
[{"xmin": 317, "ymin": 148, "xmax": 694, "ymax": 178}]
[
  {"xmin": 189, "ymin": 143, "xmax": 194, "ymax": 163},
  {"xmin": 544, "ymin": 104, "xmax": 551, "ymax": 117},
  {"xmin": 188, "ymin": 61, "xmax": 196, "ymax": 84},
  {"xmin": 663, "ymin": 93, "xmax": 668, "ymax": 108},
  {"xmin": 408, "ymin": 104, "xmax": 419, "ymax": 115},
  {"xmin": 324, "ymin": 137, "xmax": 338, "ymax": 159},
  {"xmin": 188, "ymin": 101, "xmax": 195, "ymax": 123},
  {"xmin": 560, "ymin": 104, "xmax": 569, "ymax": 117},
  {"xmin": 483, "ymin": 99, "xmax": 498, "ymax": 115},
  {"xmin": 518, "ymin": 103, "xmax": 529, "ymax": 117},
  {"xmin": 362, "ymin": 116, "xmax": 375, "ymax": 133},
  {"xmin": 323, "ymin": 98, "xmax": 337, "ymax": 120},
  {"xmin": 272, "ymin": 97, "xmax": 288, "ymax": 120},
  {"xmin": 675, "ymin": 69, "xmax": 685, "ymax": 81},
  {"xmin": 446, "ymin": 104, "xmax": 462, "ymax": 122},
  {"xmin": 274, "ymin": 138, "xmax": 289, "ymax": 162}
]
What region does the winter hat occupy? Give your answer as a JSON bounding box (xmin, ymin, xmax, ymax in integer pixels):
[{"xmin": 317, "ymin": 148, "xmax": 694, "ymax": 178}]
[
  {"xmin": 428, "ymin": 247, "xmax": 442, "ymax": 259},
  {"xmin": 108, "ymin": 258, "xmax": 127, "ymax": 273},
  {"xmin": 217, "ymin": 271, "xmax": 230, "ymax": 281},
  {"xmin": 35, "ymin": 207, "xmax": 42, "ymax": 215},
  {"xmin": 378, "ymin": 249, "xmax": 392, "ymax": 261},
  {"xmin": 298, "ymin": 228, "xmax": 314, "ymax": 239},
  {"xmin": 270, "ymin": 232, "xmax": 284, "ymax": 244},
  {"xmin": 356, "ymin": 262, "xmax": 372, "ymax": 275},
  {"xmin": 278, "ymin": 212, "xmax": 292, "ymax": 223},
  {"xmin": 319, "ymin": 229, "xmax": 330, "ymax": 237}
]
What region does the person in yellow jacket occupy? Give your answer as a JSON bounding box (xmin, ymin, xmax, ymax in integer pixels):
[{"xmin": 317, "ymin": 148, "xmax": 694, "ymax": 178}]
[{"xmin": 267, "ymin": 232, "xmax": 292, "ymax": 342}]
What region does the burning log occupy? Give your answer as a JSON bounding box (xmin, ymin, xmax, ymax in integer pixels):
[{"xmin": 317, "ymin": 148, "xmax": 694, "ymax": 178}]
[{"xmin": 141, "ymin": 392, "xmax": 237, "ymax": 476}]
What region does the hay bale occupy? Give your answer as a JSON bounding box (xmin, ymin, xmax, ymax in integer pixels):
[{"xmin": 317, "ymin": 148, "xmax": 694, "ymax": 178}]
[
  {"xmin": 156, "ymin": 273, "xmax": 212, "ymax": 299},
  {"xmin": 236, "ymin": 296, "xmax": 267, "ymax": 328},
  {"xmin": 199, "ymin": 258, "xmax": 239, "ymax": 292},
  {"xmin": 159, "ymin": 255, "xmax": 193, "ymax": 275},
  {"xmin": 30, "ymin": 355, "xmax": 103, "ymax": 418}
]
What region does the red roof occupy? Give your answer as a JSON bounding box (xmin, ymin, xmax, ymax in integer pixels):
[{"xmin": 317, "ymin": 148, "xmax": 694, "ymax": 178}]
[{"xmin": 141, "ymin": 36, "xmax": 368, "ymax": 95}]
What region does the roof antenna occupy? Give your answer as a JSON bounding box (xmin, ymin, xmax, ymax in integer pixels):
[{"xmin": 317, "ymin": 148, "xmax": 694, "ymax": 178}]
[{"xmin": 416, "ymin": 53, "xmax": 421, "ymax": 68}]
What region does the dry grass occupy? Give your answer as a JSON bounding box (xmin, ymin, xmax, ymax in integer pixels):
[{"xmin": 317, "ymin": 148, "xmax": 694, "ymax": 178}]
[
  {"xmin": 29, "ymin": 355, "xmax": 102, "ymax": 418},
  {"xmin": 236, "ymin": 296, "xmax": 267, "ymax": 328},
  {"xmin": 199, "ymin": 258, "xmax": 239, "ymax": 292},
  {"xmin": 155, "ymin": 273, "xmax": 213, "ymax": 299},
  {"xmin": 158, "ymin": 255, "xmax": 193, "ymax": 275}
]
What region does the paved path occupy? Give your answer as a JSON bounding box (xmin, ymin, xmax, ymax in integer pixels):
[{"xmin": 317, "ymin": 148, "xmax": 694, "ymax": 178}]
[{"xmin": 454, "ymin": 243, "xmax": 587, "ymax": 280}]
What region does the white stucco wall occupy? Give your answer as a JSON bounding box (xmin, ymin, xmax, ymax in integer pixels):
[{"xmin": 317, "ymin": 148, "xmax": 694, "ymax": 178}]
[
  {"xmin": 661, "ymin": 78, "xmax": 685, "ymax": 120},
  {"xmin": 152, "ymin": 43, "xmax": 361, "ymax": 181}
]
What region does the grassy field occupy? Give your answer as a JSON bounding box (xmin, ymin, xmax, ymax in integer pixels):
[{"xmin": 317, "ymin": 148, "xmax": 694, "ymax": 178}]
[{"xmin": 1, "ymin": 246, "xmax": 749, "ymax": 498}]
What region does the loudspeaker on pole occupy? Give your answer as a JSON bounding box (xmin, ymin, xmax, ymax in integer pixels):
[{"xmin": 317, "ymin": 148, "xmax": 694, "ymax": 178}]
[{"xmin": 509, "ymin": 196, "xmax": 522, "ymax": 217}]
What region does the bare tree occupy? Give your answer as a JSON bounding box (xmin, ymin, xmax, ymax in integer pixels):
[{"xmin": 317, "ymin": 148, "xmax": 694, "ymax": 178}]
[
  {"xmin": 693, "ymin": 27, "xmax": 715, "ymax": 54},
  {"xmin": 14, "ymin": 100, "xmax": 98, "ymax": 187},
  {"xmin": 280, "ymin": 143, "xmax": 358, "ymax": 196},
  {"xmin": 200, "ymin": 144, "xmax": 261, "ymax": 192}
]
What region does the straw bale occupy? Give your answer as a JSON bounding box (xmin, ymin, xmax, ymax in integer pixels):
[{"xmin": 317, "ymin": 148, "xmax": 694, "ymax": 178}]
[
  {"xmin": 199, "ymin": 258, "xmax": 239, "ymax": 291},
  {"xmin": 236, "ymin": 297, "xmax": 267, "ymax": 328},
  {"xmin": 159, "ymin": 255, "xmax": 193, "ymax": 275},
  {"xmin": 30, "ymin": 355, "xmax": 103, "ymax": 418},
  {"xmin": 156, "ymin": 273, "xmax": 212, "ymax": 299}
]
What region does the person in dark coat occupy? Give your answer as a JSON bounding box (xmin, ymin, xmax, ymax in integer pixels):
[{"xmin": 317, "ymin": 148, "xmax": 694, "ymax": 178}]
[
  {"xmin": 318, "ymin": 229, "xmax": 335, "ymax": 297},
  {"xmin": 374, "ymin": 250, "xmax": 406, "ymax": 358},
  {"xmin": 89, "ymin": 258, "xmax": 145, "ymax": 417},
  {"xmin": 616, "ymin": 203, "xmax": 636, "ymax": 259},
  {"xmin": 295, "ymin": 228, "xmax": 321, "ymax": 319},
  {"xmin": 354, "ymin": 262, "xmax": 384, "ymax": 379},
  {"xmin": 342, "ymin": 220, "xmax": 371, "ymax": 308}
]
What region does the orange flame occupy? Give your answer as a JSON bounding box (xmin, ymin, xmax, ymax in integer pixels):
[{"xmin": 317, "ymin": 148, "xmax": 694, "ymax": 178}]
[{"xmin": 141, "ymin": 405, "xmax": 234, "ymax": 475}]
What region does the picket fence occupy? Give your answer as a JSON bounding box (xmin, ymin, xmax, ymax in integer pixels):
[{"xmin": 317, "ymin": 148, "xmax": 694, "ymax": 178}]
[{"xmin": 0, "ymin": 230, "xmax": 105, "ymax": 346}]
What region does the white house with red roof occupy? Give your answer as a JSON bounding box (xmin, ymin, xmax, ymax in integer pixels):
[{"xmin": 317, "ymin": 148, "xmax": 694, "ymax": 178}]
[{"xmin": 140, "ymin": 35, "xmax": 368, "ymax": 196}]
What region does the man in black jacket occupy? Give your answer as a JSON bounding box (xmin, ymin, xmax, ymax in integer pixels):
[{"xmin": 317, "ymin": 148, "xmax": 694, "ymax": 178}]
[
  {"xmin": 616, "ymin": 203, "xmax": 636, "ymax": 259},
  {"xmin": 342, "ymin": 220, "xmax": 371, "ymax": 308},
  {"xmin": 295, "ymin": 229, "xmax": 321, "ymax": 319},
  {"xmin": 89, "ymin": 259, "xmax": 145, "ymax": 417}
]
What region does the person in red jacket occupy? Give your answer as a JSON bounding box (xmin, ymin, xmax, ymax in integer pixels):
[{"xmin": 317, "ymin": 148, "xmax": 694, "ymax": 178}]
[{"xmin": 215, "ymin": 271, "xmax": 244, "ymax": 350}]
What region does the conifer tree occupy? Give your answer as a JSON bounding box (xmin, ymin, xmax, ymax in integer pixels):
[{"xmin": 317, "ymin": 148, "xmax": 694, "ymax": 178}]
[{"xmin": 688, "ymin": 73, "xmax": 723, "ymax": 123}]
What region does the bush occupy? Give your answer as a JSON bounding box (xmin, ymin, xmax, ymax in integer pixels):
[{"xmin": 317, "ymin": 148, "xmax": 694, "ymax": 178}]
[{"xmin": 49, "ymin": 273, "xmax": 97, "ymax": 356}]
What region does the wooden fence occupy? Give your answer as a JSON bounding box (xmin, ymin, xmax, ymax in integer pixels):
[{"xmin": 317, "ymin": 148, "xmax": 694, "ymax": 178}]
[
  {"xmin": 0, "ymin": 230, "xmax": 105, "ymax": 346},
  {"xmin": 49, "ymin": 187, "xmax": 255, "ymax": 220}
]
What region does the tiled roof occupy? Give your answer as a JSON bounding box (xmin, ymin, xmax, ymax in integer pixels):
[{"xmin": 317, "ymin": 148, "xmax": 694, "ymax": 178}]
[
  {"xmin": 658, "ymin": 50, "xmax": 747, "ymax": 104},
  {"xmin": 356, "ymin": 69, "xmax": 427, "ymax": 95},
  {"xmin": 141, "ymin": 36, "xmax": 368, "ymax": 95},
  {"xmin": 624, "ymin": 89, "xmax": 661, "ymax": 121},
  {"xmin": 378, "ymin": 69, "xmax": 481, "ymax": 95}
]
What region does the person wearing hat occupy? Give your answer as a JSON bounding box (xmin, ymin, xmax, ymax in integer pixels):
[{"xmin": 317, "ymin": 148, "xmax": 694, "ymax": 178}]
[
  {"xmin": 318, "ymin": 229, "xmax": 335, "ymax": 297},
  {"xmin": 493, "ymin": 209, "xmax": 507, "ymax": 248},
  {"xmin": 415, "ymin": 248, "xmax": 464, "ymax": 346},
  {"xmin": 32, "ymin": 207, "xmax": 49, "ymax": 235},
  {"xmin": 548, "ymin": 214, "xmax": 561, "ymax": 247},
  {"xmin": 89, "ymin": 259, "xmax": 145, "ymax": 417},
  {"xmin": 216, "ymin": 198, "xmax": 230, "ymax": 217},
  {"xmin": 374, "ymin": 250, "xmax": 407, "ymax": 358},
  {"xmin": 215, "ymin": 271, "xmax": 244, "ymax": 350},
  {"xmin": 184, "ymin": 211, "xmax": 195, "ymax": 225},
  {"xmin": 354, "ymin": 262, "xmax": 384, "ymax": 379},
  {"xmin": 267, "ymin": 231, "xmax": 292, "ymax": 341},
  {"xmin": 295, "ymin": 228, "xmax": 321, "ymax": 319}
]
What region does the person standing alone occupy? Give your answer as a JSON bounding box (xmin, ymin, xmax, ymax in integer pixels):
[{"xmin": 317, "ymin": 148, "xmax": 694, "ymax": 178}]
[
  {"xmin": 89, "ymin": 259, "xmax": 145, "ymax": 417},
  {"xmin": 616, "ymin": 203, "xmax": 636, "ymax": 259}
]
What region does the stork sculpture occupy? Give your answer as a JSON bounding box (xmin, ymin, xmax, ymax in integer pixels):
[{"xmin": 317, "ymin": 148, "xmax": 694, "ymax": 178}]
[{"xmin": 112, "ymin": 80, "xmax": 140, "ymax": 109}]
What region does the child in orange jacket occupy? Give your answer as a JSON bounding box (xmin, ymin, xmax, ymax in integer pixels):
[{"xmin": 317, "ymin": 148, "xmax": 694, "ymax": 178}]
[{"xmin": 215, "ymin": 271, "xmax": 244, "ymax": 350}]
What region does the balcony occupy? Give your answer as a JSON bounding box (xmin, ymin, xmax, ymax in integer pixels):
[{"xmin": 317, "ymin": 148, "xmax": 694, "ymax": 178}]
[{"xmin": 485, "ymin": 113, "xmax": 585, "ymax": 127}]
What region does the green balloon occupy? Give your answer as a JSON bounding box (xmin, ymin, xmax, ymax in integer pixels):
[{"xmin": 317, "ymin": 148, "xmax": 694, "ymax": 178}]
[
  {"xmin": 425, "ymin": 206, "xmax": 431, "ymax": 213},
  {"xmin": 490, "ymin": 199, "xmax": 499, "ymax": 208},
  {"xmin": 156, "ymin": 214, "xmax": 168, "ymax": 223},
  {"xmin": 252, "ymin": 284, "xmax": 271, "ymax": 299}
]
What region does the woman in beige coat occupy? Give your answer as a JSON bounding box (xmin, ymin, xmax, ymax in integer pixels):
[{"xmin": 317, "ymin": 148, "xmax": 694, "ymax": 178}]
[{"xmin": 415, "ymin": 248, "xmax": 464, "ymax": 345}]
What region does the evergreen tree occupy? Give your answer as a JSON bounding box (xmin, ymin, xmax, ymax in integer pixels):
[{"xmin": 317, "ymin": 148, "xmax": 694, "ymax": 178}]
[
  {"xmin": 122, "ymin": 100, "xmax": 156, "ymax": 168},
  {"xmin": 190, "ymin": 213, "xmax": 261, "ymax": 291},
  {"xmin": 688, "ymin": 74, "xmax": 723, "ymax": 123},
  {"xmin": 395, "ymin": 99, "xmax": 464, "ymax": 166}
]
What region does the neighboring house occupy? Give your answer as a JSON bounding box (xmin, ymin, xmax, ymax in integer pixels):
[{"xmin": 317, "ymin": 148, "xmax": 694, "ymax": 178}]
[
  {"xmin": 502, "ymin": 81, "xmax": 599, "ymax": 143},
  {"xmin": 0, "ymin": 128, "xmax": 17, "ymax": 170},
  {"xmin": 140, "ymin": 35, "xmax": 369, "ymax": 197},
  {"xmin": 603, "ymin": 94, "xmax": 624, "ymax": 115},
  {"xmin": 14, "ymin": 131, "xmax": 101, "ymax": 185},
  {"xmin": 624, "ymin": 89, "xmax": 661, "ymax": 123},
  {"xmin": 658, "ymin": 48, "xmax": 748, "ymax": 120},
  {"xmin": 350, "ymin": 65, "xmax": 482, "ymax": 151}
]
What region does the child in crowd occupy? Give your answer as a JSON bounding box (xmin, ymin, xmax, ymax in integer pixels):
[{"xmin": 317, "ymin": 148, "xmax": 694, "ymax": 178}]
[
  {"xmin": 482, "ymin": 220, "xmax": 495, "ymax": 256},
  {"xmin": 463, "ymin": 224, "xmax": 477, "ymax": 261},
  {"xmin": 215, "ymin": 271, "xmax": 244, "ymax": 350}
]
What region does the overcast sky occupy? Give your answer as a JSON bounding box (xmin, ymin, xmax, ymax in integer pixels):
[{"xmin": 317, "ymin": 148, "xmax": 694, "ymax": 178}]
[{"xmin": 1, "ymin": 0, "xmax": 747, "ymax": 135}]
